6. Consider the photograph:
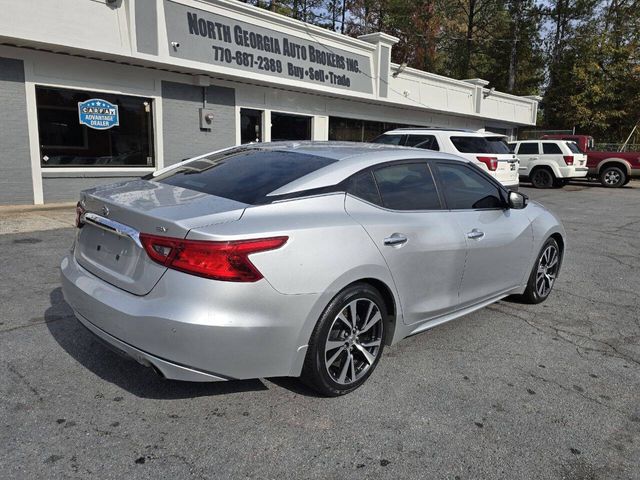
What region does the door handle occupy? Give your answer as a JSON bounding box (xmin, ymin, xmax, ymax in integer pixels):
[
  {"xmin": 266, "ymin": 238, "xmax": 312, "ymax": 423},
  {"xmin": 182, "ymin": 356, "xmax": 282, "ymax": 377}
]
[
  {"xmin": 466, "ymin": 229, "xmax": 485, "ymax": 240},
  {"xmin": 384, "ymin": 233, "xmax": 408, "ymax": 247}
]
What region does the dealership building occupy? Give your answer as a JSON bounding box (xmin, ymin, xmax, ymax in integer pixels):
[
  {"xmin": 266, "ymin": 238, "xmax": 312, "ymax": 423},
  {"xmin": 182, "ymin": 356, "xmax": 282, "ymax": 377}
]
[{"xmin": 0, "ymin": 0, "xmax": 540, "ymax": 205}]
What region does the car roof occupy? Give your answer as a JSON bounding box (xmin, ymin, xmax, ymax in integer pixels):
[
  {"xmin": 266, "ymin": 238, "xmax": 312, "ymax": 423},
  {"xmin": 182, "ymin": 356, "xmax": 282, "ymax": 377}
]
[
  {"xmin": 514, "ymin": 139, "xmax": 566, "ymax": 143},
  {"xmin": 239, "ymin": 141, "xmax": 471, "ymax": 196},
  {"xmin": 381, "ymin": 128, "xmax": 479, "ymax": 135},
  {"xmin": 384, "ymin": 127, "xmax": 476, "ymax": 133},
  {"xmin": 155, "ymin": 141, "xmax": 471, "ymax": 198}
]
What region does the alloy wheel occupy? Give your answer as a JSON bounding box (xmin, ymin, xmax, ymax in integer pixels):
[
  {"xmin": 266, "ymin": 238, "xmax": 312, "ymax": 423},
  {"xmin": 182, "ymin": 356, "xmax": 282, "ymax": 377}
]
[
  {"xmin": 603, "ymin": 169, "xmax": 621, "ymax": 185},
  {"xmin": 536, "ymin": 244, "xmax": 559, "ymax": 298},
  {"xmin": 324, "ymin": 298, "xmax": 383, "ymax": 385}
]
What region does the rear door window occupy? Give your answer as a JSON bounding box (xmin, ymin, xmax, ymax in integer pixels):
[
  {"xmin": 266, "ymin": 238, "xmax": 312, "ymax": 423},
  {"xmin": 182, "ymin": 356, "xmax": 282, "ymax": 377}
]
[
  {"xmin": 347, "ymin": 170, "xmax": 382, "ymax": 205},
  {"xmin": 372, "ymin": 162, "xmax": 441, "ymax": 210},
  {"xmin": 518, "ymin": 142, "xmax": 539, "ymax": 155},
  {"xmin": 153, "ymin": 148, "xmax": 337, "ymax": 204},
  {"xmin": 542, "ymin": 143, "xmax": 563, "ymax": 154},
  {"xmin": 450, "ymin": 136, "xmax": 493, "ymax": 153},
  {"xmin": 405, "ymin": 135, "xmax": 440, "ymax": 151}
]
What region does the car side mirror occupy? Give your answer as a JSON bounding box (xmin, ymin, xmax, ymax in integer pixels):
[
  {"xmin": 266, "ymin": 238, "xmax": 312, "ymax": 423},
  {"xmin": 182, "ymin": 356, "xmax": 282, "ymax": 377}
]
[{"xmin": 508, "ymin": 191, "xmax": 528, "ymax": 209}]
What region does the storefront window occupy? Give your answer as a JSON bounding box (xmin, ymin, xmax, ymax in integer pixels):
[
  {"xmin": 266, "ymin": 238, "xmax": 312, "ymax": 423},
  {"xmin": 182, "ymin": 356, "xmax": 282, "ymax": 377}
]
[
  {"xmin": 271, "ymin": 113, "xmax": 311, "ymax": 141},
  {"xmin": 36, "ymin": 86, "xmax": 154, "ymax": 168},
  {"xmin": 329, "ymin": 116, "xmax": 415, "ymax": 142}
]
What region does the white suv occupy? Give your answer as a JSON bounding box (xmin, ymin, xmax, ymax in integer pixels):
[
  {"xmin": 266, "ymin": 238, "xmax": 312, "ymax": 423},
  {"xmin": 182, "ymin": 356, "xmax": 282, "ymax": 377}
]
[
  {"xmin": 372, "ymin": 128, "xmax": 519, "ymax": 190},
  {"xmin": 508, "ymin": 140, "xmax": 588, "ymax": 188}
]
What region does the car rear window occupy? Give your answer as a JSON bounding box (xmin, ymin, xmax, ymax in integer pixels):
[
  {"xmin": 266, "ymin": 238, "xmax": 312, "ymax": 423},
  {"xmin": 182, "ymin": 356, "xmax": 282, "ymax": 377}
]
[
  {"xmin": 450, "ymin": 136, "xmax": 493, "ymax": 153},
  {"xmin": 542, "ymin": 143, "xmax": 563, "ymax": 154},
  {"xmin": 371, "ymin": 134, "xmax": 405, "ymax": 145},
  {"xmin": 565, "ymin": 142, "xmax": 583, "ymax": 154},
  {"xmin": 153, "ymin": 148, "xmax": 337, "ymax": 204},
  {"xmin": 485, "ymin": 137, "xmax": 511, "ymax": 154}
]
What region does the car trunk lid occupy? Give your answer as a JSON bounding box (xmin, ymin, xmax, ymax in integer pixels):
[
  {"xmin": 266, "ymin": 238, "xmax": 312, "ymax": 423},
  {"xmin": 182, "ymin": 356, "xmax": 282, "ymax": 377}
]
[{"xmin": 74, "ymin": 179, "xmax": 247, "ymax": 295}]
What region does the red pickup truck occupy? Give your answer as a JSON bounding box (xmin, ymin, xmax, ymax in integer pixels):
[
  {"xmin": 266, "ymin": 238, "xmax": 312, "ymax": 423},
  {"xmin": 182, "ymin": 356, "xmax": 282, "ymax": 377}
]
[{"xmin": 540, "ymin": 134, "xmax": 640, "ymax": 187}]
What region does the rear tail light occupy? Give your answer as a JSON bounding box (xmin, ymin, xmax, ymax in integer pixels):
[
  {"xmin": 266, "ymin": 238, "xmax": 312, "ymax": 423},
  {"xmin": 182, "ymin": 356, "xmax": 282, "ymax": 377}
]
[
  {"xmin": 75, "ymin": 201, "xmax": 86, "ymax": 228},
  {"xmin": 140, "ymin": 234, "xmax": 288, "ymax": 282},
  {"xmin": 477, "ymin": 156, "xmax": 498, "ymax": 171},
  {"xmin": 563, "ymin": 155, "xmax": 574, "ymax": 165}
]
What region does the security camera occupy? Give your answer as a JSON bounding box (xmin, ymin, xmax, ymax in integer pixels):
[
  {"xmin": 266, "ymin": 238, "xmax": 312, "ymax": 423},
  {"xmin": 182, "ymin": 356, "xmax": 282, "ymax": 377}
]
[{"xmin": 171, "ymin": 41, "xmax": 180, "ymax": 49}]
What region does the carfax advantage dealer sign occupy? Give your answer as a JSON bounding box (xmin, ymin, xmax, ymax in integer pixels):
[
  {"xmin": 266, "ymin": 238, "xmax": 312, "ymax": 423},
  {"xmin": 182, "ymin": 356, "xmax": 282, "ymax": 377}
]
[
  {"xmin": 163, "ymin": 0, "xmax": 374, "ymax": 95},
  {"xmin": 78, "ymin": 99, "xmax": 120, "ymax": 130}
]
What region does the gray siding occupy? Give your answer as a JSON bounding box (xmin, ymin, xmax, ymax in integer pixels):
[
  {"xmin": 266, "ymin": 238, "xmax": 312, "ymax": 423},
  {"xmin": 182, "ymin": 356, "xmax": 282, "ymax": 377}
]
[
  {"xmin": 162, "ymin": 81, "xmax": 236, "ymax": 166},
  {"xmin": 135, "ymin": 0, "xmax": 158, "ymax": 55},
  {"xmin": 0, "ymin": 58, "xmax": 33, "ymax": 205},
  {"xmin": 42, "ymin": 177, "xmax": 139, "ymax": 203}
]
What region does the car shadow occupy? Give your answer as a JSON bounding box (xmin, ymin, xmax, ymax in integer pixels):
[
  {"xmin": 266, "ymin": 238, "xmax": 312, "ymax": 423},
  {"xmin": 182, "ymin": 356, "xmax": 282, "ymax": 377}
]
[{"xmin": 45, "ymin": 287, "xmax": 270, "ymax": 399}]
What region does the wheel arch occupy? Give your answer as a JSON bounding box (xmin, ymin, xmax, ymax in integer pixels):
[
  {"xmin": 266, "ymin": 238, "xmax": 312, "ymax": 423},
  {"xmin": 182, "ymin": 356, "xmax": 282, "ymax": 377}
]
[
  {"xmin": 549, "ymin": 232, "xmax": 565, "ymax": 273},
  {"xmin": 347, "ymin": 277, "xmax": 398, "ymax": 346},
  {"xmin": 597, "ymin": 158, "xmax": 631, "ymax": 175},
  {"xmin": 289, "ymin": 267, "xmax": 402, "ymax": 377},
  {"xmin": 530, "ymin": 162, "xmax": 560, "ymax": 178}
]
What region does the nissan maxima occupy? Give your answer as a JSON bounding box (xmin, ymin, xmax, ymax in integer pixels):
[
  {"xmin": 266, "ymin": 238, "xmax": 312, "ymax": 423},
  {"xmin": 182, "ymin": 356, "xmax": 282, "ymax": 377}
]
[{"xmin": 61, "ymin": 142, "xmax": 565, "ymax": 396}]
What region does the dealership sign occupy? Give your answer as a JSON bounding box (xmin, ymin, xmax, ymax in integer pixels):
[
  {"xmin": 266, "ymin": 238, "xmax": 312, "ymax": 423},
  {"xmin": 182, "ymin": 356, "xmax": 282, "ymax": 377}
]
[
  {"xmin": 78, "ymin": 99, "xmax": 119, "ymax": 130},
  {"xmin": 164, "ymin": 0, "xmax": 373, "ymax": 95}
]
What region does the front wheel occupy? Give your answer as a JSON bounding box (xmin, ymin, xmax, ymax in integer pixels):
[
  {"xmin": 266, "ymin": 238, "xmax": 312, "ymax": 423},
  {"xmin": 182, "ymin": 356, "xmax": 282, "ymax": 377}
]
[
  {"xmin": 519, "ymin": 238, "xmax": 561, "ymax": 304},
  {"xmin": 600, "ymin": 166, "xmax": 626, "ymax": 188},
  {"xmin": 301, "ymin": 283, "xmax": 387, "ymax": 396}
]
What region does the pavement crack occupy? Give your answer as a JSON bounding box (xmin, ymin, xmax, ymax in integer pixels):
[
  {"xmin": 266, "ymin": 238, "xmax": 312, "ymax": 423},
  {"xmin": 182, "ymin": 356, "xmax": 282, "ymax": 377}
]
[
  {"xmin": 522, "ymin": 369, "xmax": 629, "ymax": 416},
  {"xmin": 6, "ymin": 363, "xmax": 44, "ymax": 402},
  {"xmin": 0, "ymin": 314, "xmax": 74, "ymax": 334}
]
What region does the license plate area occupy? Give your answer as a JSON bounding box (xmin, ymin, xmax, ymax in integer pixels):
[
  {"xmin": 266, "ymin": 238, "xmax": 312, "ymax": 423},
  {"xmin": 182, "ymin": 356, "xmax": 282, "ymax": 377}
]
[{"xmin": 77, "ymin": 224, "xmax": 139, "ymax": 277}]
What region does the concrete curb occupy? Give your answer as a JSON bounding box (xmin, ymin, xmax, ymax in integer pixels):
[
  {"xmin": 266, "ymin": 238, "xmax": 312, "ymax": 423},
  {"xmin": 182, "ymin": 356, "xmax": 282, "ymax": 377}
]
[{"xmin": 0, "ymin": 202, "xmax": 76, "ymax": 213}]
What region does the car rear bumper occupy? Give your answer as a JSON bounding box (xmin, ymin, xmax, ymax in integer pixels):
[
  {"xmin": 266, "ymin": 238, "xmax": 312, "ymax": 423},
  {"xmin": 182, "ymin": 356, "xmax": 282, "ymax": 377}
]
[
  {"xmin": 76, "ymin": 311, "xmax": 230, "ymax": 381},
  {"xmin": 562, "ymin": 166, "xmax": 589, "ymax": 178},
  {"xmin": 60, "ymin": 253, "xmax": 319, "ymax": 381}
]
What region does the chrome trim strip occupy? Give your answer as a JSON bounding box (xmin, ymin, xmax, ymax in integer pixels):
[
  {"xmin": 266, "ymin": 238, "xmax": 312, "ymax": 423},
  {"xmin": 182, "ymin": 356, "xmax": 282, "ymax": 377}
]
[{"xmin": 82, "ymin": 212, "xmax": 143, "ymax": 249}]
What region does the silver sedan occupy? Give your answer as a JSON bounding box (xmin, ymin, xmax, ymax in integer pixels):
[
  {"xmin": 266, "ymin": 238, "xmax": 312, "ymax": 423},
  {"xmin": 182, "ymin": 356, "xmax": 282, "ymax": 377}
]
[{"xmin": 61, "ymin": 142, "xmax": 565, "ymax": 396}]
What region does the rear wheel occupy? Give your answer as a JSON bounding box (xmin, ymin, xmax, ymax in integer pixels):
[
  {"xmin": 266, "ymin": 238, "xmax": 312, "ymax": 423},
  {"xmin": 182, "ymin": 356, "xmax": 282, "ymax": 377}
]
[
  {"xmin": 519, "ymin": 238, "xmax": 561, "ymax": 304},
  {"xmin": 530, "ymin": 168, "xmax": 555, "ymax": 188},
  {"xmin": 600, "ymin": 166, "xmax": 626, "ymax": 188},
  {"xmin": 301, "ymin": 283, "xmax": 386, "ymax": 396}
]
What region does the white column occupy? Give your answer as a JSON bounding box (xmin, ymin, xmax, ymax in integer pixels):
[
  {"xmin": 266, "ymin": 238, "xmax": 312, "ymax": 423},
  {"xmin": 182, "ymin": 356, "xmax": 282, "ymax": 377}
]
[
  {"xmin": 262, "ymin": 110, "xmax": 271, "ymax": 142},
  {"xmin": 312, "ymin": 116, "xmax": 328, "ymax": 141}
]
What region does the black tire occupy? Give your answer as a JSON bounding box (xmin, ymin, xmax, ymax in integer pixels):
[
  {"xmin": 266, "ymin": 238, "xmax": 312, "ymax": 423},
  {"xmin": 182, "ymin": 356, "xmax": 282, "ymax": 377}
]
[
  {"xmin": 301, "ymin": 283, "xmax": 387, "ymax": 396},
  {"xmin": 599, "ymin": 165, "xmax": 626, "ymax": 188},
  {"xmin": 519, "ymin": 238, "xmax": 561, "ymax": 304},
  {"xmin": 530, "ymin": 168, "xmax": 555, "ymax": 188}
]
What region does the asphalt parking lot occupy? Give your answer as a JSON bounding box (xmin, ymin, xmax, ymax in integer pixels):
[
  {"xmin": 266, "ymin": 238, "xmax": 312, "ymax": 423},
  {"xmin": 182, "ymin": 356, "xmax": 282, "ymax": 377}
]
[{"xmin": 1, "ymin": 181, "xmax": 639, "ymax": 480}]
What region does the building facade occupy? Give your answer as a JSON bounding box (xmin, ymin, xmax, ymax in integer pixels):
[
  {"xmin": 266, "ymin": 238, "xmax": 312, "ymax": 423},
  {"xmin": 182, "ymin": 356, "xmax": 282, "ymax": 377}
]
[{"xmin": 0, "ymin": 0, "xmax": 540, "ymax": 205}]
